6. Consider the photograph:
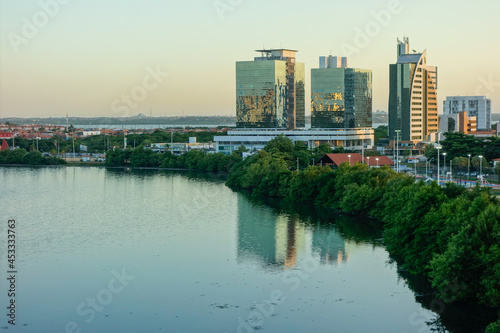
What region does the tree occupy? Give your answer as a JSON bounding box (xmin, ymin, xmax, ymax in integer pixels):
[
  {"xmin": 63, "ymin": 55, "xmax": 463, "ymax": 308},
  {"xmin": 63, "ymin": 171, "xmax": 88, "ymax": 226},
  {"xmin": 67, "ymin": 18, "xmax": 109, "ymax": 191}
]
[
  {"xmin": 160, "ymin": 152, "xmax": 178, "ymax": 168},
  {"xmin": 332, "ymin": 146, "xmax": 345, "ymax": 154},
  {"xmin": 452, "ymin": 156, "xmax": 468, "ymax": 172},
  {"xmin": 486, "ymin": 319, "xmax": 500, "ymax": 333},
  {"xmin": 264, "ymin": 135, "xmax": 294, "ymax": 155},
  {"xmin": 471, "ymin": 156, "xmax": 491, "ymax": 170},
  {"xmin": 0, "ymin": 149, "xmax": 27, "ymax": 164},
  {"xmin": 430, "ymin": 203, "xmax": 500, "ymax": 306},
  {"xmin": 233, "ymin": 145, "xmax": 249, "ymax": 157},
  {"xmin": 105, "ymin": 149, "xmax": 131, "ymax": 166},
  {"xmin": 365, "ymin": 150, "xmax": 382, "ymax": 157},
  {"xmin": 440, "ymin": 132, "xmax": 483, "ymax": 160},
  {"xmin": 129, "ymin": 147, "xmax": 161, "ymax": 167},
  {"xmin": 495, "ymin": 163, "xmax": 500, "ymax": 182},
  {"xmin": 424, "ymin": 144, "xmax": 437, "ymax": 163},
  {"xmin": 374, "ymin": 125, "xmax": 388, "ymax": 144},
  {"xmin": 23, "ymin": 151, "xmax": 44, "ymax": 165}
]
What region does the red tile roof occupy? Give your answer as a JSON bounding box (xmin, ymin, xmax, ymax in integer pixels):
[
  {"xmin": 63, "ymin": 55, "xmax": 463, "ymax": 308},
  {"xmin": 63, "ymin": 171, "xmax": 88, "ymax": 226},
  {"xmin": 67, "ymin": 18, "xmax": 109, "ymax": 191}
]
[
  {"xmin": 318, "ymin": 153, "xmax": 394, "ymax": 167},
  {"xmin": 321, "ymin": 153, "xmax": 363, "ymax": 166},
  {"xmin": 1, "ymin": 139, "xmax": 9, "ymax": 151},
  {"xmin": 368, "ymin": 155, "xmax": 395, "ymax": 166}
]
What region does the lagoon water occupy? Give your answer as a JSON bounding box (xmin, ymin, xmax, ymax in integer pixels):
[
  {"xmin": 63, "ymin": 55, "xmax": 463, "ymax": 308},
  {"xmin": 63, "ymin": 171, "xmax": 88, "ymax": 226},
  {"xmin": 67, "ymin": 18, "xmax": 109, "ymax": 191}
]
[{"xmin": 0, "ymin": 167, "xmax": 492, "ymax": 332}]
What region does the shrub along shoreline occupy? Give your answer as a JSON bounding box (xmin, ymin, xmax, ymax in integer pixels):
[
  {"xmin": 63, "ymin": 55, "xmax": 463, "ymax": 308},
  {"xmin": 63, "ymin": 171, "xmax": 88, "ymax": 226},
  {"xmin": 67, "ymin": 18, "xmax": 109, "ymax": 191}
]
[{"xmin": 0, "ymin": 149, "xmax": 66, "ymax": 165}]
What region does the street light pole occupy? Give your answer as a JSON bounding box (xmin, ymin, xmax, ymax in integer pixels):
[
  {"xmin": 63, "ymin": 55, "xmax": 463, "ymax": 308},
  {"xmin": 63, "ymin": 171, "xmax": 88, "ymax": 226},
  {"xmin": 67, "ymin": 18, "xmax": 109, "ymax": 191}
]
[
  {"xmin": 395, "ymin": 130, "xmax": 401, "ymax": 173},
  {"xmin": 443, "ymin": 152, "xmax": 447, "ymax": 182},
  {"xmin": 436, "ymin": 146, "xmax": 442, "ymax": 185},
  {"xmin": 479, "ymin": 155, "xmax": 483, "ymax": 186},
  {"xmin": 376, "ymin": 157, "xmax": 379, "ymax": 167},
  {"xmin": 348, "ymin": 154, "xmax": 351, "ymax": 165},
  {"xmin": 467, "ymin": 154, "xmax": 471, "ymax": 187},
  {"xmin": 367, "ymin": 156, "xmax": 370, "ymax": 167},
  {"xmin": 450, "ymin": 160, "xmax": 452, "ymax": 182}
]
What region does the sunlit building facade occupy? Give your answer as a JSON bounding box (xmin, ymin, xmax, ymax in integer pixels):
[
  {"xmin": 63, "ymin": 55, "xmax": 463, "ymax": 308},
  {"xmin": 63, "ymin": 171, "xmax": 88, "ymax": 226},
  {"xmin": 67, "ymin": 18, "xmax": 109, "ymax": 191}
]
[
  {"xmin": 439, "ymin": 111, "xmax": 476, "ymax": 134},
  {"xmin": 389, "ymin": 37, "xmax": 438, "ymax": 142},
  {"xmin": 236, "ymin": 49, "xmax": 305, "ymax": 129},
  {"xmin": 311, "ymin": 56, "xmax": 372, "ymax": 129},
  {"xmin": 443, "ymin": 96, "xmax": 491, "ymax": 130}
]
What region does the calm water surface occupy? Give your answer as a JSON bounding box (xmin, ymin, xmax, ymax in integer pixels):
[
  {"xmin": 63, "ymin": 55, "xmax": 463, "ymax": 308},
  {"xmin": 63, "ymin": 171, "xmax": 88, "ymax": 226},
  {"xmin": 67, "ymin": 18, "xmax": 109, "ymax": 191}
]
[{"xmin": 0, "ymin": 167, "xmax": 493, "ymax": 332}]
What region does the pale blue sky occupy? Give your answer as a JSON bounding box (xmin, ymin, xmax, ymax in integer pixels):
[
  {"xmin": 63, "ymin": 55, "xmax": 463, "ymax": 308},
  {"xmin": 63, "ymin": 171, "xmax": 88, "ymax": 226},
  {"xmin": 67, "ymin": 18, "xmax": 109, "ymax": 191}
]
[{"xmin": 1, "ymin": 0, "xmax": 499, "ymax": 118}]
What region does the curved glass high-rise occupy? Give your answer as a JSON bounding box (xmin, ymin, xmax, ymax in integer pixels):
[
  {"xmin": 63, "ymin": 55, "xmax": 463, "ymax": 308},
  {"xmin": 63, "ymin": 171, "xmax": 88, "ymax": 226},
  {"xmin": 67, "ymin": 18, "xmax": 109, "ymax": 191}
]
[{"xmin": 389, "ymin": 37, "xmax": 438, "ymax": 142}]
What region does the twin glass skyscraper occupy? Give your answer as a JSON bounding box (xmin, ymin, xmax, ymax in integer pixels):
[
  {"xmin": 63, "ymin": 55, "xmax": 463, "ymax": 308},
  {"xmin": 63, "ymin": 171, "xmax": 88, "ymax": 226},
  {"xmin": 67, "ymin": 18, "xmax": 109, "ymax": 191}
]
[
  {"xmin": 236, "ymin": 49, "xmax": 305, "ymax": 129},
  {"xmin": 236, "ymin": 50, "xmax": 372, "ymax": 130},
  {"xmin": 311, "ymin": 56, "xmax": 372, "ymax": 129}
]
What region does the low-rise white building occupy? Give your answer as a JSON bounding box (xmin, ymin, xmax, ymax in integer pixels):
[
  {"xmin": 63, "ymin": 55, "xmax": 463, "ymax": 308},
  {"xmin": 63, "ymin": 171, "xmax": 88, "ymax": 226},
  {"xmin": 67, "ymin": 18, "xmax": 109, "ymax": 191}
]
[
  {"xmin": 80, "ymin": 130, "xmax": 101, "ymax": 137},
  {"xmin": 214, "ymin": 128, "xmax": 374, "ymax": 154}
]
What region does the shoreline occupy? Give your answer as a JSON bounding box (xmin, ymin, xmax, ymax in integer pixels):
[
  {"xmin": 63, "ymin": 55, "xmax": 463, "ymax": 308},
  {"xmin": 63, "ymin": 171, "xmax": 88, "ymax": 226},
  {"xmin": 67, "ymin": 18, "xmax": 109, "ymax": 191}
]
[{"xmin": 0, "ymin": 164, "xmax": 191, "ymax": 171}]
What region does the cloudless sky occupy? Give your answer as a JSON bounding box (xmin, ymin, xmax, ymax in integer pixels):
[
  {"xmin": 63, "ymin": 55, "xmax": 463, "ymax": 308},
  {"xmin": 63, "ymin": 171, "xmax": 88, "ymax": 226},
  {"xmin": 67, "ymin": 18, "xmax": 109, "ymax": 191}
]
[{"xmin": 1, "ymin": 0, "xmax": 499, "ymax": 118}]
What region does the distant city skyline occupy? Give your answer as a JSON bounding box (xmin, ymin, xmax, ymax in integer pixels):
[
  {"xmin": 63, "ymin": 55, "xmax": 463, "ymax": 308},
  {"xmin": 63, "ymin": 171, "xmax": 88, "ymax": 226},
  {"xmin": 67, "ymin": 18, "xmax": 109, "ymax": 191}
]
[{"xmin": 1, "ymin": 0, "xmax": 499, "ymax": 118}]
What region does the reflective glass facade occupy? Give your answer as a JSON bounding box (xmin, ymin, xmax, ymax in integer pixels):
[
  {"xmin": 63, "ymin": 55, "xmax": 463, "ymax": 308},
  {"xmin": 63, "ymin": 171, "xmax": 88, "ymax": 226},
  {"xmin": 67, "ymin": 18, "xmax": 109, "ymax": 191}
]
[
  {"xmin": 311, "ymin": 68, "xmax": 372, "ymax": 129},
  {"xmin": 294, "ymin": 63, "xmax": 306, "ymax": 128},
  {"xmin": 236, "ymin": 61, "xmax": 286, "ymax": 128},
  {"xmin": 236, "ymin": 50, "xmax": 305, "ymax": 129},
  {"xmin": 389, "ymin": 63, "xmax": 412, "ymax": 140},
  {"xmin": 389, "ymin": 39, "xmax": 438, "ymax": 142}
]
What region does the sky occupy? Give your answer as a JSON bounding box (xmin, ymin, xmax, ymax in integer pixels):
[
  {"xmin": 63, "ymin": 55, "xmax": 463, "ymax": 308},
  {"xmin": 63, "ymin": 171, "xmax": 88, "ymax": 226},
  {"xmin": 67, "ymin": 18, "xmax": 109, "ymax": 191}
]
[{"xmin": 1, "ymin": 0, "xmax": 499, "ymax": 118}]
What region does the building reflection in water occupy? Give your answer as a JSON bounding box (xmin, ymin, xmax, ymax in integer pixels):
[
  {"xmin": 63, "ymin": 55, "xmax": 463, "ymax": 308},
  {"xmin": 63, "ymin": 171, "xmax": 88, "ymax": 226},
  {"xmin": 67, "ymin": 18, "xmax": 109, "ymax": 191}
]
[
  {"xmin": 236, "ymin": 197, "xmax": 348, "ymax": 269},
  {"xmin": 311, "ymin": 224, "xmax": 348, "ymax": 265}
]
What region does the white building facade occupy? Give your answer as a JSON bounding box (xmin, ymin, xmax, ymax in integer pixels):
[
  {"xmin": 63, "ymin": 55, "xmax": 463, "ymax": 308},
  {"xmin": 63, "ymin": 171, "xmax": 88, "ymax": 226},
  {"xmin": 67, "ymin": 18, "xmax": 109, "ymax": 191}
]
[
  {"xmin": 443, "ymin": 96, "xmax": 491, "ymax": 130},
  {"xmin": 214, "ymin": 128, "xmax": 374, "ymax": 154}
]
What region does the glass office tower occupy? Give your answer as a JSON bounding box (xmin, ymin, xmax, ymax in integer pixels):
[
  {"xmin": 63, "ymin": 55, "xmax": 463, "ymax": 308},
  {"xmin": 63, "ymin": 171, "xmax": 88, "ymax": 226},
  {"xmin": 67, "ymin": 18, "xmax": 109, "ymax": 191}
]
[
  {"xmin": 311, "ymin": 57, "xmax": 372, "ymax": 129},
  {"xmin": 389, "ymin": 37, "xmax": 438, "ymax": 142},
  {"xmin": 236, "ymin": 49, "xmax": 305, "ymax": 129}
]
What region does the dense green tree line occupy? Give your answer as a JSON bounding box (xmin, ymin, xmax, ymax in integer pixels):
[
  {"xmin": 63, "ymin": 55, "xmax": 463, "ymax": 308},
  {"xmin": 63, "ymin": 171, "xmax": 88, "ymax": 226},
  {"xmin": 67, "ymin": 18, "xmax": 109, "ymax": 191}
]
[
  {"xmin": 105, "ymin": 146, "xmax": 243, "ymax": 172},
  {"xmin": 0, "ymin": 149, "xmax": 66, "ymax": 165},
  {"xmin": 226, "ymin": 136, "xmax": 500, "ymax": 332},
  {"xmin": 440, "ymin": 132, "xmax": 500, "ymax": 162}
]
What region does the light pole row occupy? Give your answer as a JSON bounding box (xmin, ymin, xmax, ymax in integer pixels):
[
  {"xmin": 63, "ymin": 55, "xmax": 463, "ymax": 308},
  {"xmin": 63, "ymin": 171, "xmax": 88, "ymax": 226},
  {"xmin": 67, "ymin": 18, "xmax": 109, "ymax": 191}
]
[{"xmin": 437, "ymin": 150, "xmax": 484, "ymax": 187}]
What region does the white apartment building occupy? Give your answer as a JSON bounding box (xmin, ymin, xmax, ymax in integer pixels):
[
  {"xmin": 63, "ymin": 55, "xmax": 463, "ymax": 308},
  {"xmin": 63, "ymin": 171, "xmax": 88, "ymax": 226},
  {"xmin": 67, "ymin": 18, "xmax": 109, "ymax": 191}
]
[{"xmin": 443, "ymin": 96, "xmax": 491, "ymax": 130}]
